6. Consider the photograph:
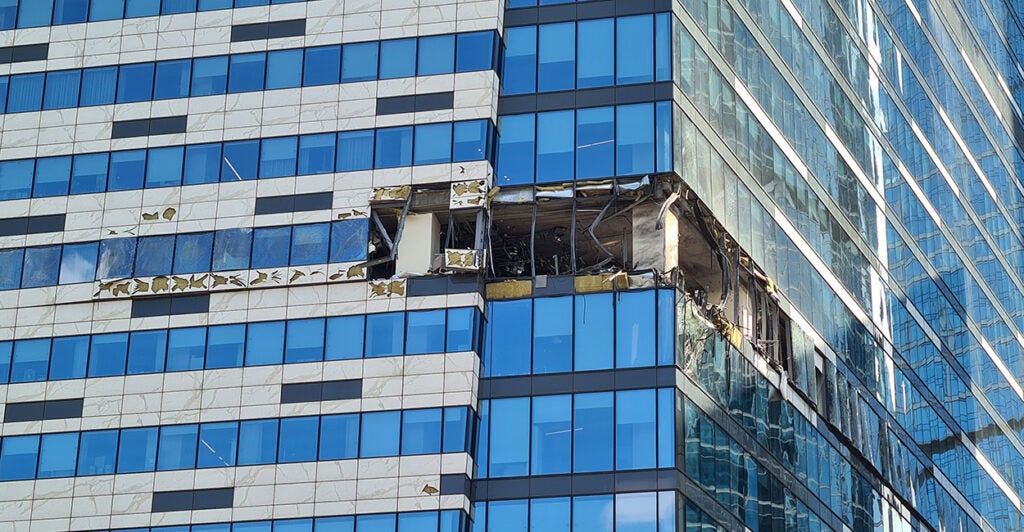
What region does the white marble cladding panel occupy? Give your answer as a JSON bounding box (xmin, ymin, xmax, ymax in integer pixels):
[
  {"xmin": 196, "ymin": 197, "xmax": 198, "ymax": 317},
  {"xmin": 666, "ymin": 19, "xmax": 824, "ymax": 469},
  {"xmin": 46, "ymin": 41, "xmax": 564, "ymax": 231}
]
[
  {"xmin": 0, "ymin": 70, "xmax": 499, "ymax": 161},
  {"xmin": 0, "ymin": 351, "xmax": 479, "ymax": 436},
  {"xmin": 0, "ymin": 279, "xmax": 484, "ymax": 340},
  {"xmin": 0, "ymin": 454, "xmax": 474, "ymax": 528},
  {"xmin": 0, "ymin": 0, "xmax": 502, "ymax": 77}
]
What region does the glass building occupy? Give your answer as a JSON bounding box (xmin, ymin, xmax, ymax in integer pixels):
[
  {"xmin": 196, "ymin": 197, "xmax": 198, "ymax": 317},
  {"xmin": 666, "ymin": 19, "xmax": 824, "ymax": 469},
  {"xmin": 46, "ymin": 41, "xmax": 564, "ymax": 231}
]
[{"xmin": 0, "ymin": 0, "xmax": 1023, "ymax": 530}]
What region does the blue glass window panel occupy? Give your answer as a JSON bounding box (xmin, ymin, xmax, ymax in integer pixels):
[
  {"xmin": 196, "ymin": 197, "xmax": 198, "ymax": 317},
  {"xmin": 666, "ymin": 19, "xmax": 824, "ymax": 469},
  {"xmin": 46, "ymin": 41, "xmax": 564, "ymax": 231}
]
[
  {"xmin": 0, "ymin": 159, "xmax": 33, "ymax": 199},
  {"xmin": 573, "ymin": 392, "xmax": 613, "ymax": 472},
  {"xmin": 88, "ymin": 333, "xmax": 129, "ymax": 378},
  {"xmin": 442, "ymin": 407, "xmax": 468, "ymax": 453},
  {"xmin": 206, "ymin": 323, "xmax": 245, "ymax": 369},
  {"xmin": 325, "ymin": 315, "xmax": 364, "ymax": 360},
  {"xmin": 266, "ymin": 48, "xmax": 303, "ymax": 89},
  {"xmin": 456, "ymin": 32, "xmax": 494, "ymax": 73},
  {"xmin": 487, "ymin": 500, "xmax": 527, "ymax": 532},
  {"xmin": 0, "ymin": 0, "xmax": 15, "ymax": 29},
  {"xmin": 496, "ymin": 114, "xmax": 535, "ymax": 185},
  {"xmin": 198, "ymin": 0, "xmax": 231, "ymax": 8},
  {"xmin": 533, "ymin": 296, "xmax": 571, "ymax": 373},
  {"xmin": 654, "ymin": 14, "xmax": 671, "ymax": 83},
  {"xmin": 212, "ymin": 227, "xmax": 252, "ymax": 271},
  {"xmin": 357, "ymin": 514, "xmax": 396, "ymax": 532},
  {"xmin": 166, "ymin": 327, "xmax": 206, "ymax": 371},
  {"xmin": 278, "ymin": 416, "xmax": 319, "ymax": 463},
  {"xmin": 117, "ymin": 63, "xmax": 155, "ymax": 103},
  {"xmin": 50, "ymin": 336, "xmax": 89, "ymax": 380},
  {"xmin": 535, "ymin": 110, "xmax": 574, "ymax": 182},
  {"xmin": 184, "ymin": 143, "xmax": 222, "ymax": 184},
  {"xmin": 11, "ymin": 338, "xmax": 51, "ymax": 383},
  {"xmin": 417, "ymin": 35, "xmax": 455, "ymax": 76},
  {"xmin": 259, "ymin": 136, "xmax": 298, "ymax": 178},
  {"xmin": 134, "ymin": 235, "xmax": 175, "ymax": 276},
  {"xmin": 298, "ymin": 133, "xmax": 336, "ymax": 175},
  {"xmin": 574, "ymin": 293, "xmax": 613, "ymax": 371},
  {"xmin": 197, "ymin": 423, "xmax": 235, "ymax": 468},
  {"xmin": 245, "ymin": 321, "xmax": 285, "ymax": 366},
  {"xmin": 192, "ymin": 56, "xmax": 228, "ymax": 96},
  {"xmin": 162, "ymin": 0, "xmax": 196, "ymax": 14},
  {"xmin": 229, "ymin": 52, "xmax": 267, "ymax": 93},
  {"xmin": 414, "ymin": 123, "xmax": 452, "ymax": 165},
  {"xmin": 153, "ymin": 59, "xmax": 192, "ymax": 100},
  {"xmin": 157, "ymin": 424, "xmax": 199, "ymax": 470},
  {"xmin": 22, "ymin": 245, "xmax": 61, "ymax": 288},
  {"xmin": 252, "ymin": 226, "xmax": 291, "ymax": 269},
  {"xmin": 222, "ymin": 140, "xmax": 259, "ymax": 180},
  {"xmin": 127, "ymin": 329, "xmax": 167, "ymax": 375},
  {"xmin": 488, "ymin": 397, "xmax": 529, "ymax": 477},
  {"xmin": 379, "ymin": 39, "xmax": 416, "ymax": 79},
  {"xmin": 657, "ymin": 388, "xmax": 674, "ymax": 468},
  {"xmin": 616, "ymin": 492, "xmax": 657, "ymax": 532},
  {"xmin": 0, "ymin": 249, "xmax": 22, "ymax": 290},
  {"xmin": 0, "ymin": 435, "xmax": 39, "ymax": 480},
  {"xmin": 275, "ymin": 519, "xmax": 313, "ymax": 532},
  {"xmin": 173, "ymin": 231, "xmax": 214, "ymax": 274},
  {"xmin": 440, "ymin": 509, "xmax": 460, "ymax": 532},
  {"xmin": 318, "ymin": 414, "xmax": 359, "ymax": 460},
  {"xmin": 303, "ymin": 46, "xmax": 341, "ymax": 86},
  {"xmin": 538, "ymin": 23, "xmax": 574, "ymax": 92},
  {"xmin": 285, "ymin": 318, "xmax": 325, "ymax": 363},
  {"xmin": 485, "ymin": 299, "xmax": 531, "ymax": 376},
  {"xmin": 196, "ymin": 525, "xmax": 231, "ymax": 532},
  {"xmin": 43, "ymin": 70, "xmax": 82, "ymax": 110},
  {"xmin": 315, "ymin": 517, "xmax": 354, "ymax": 532},
  {"xmin": 59, "ymin": 241, "xmax": 99, "ymax": 285},
  {"xmin": 453, "ymin": 120, "xmax": 488, "ymax": 162},
  {"xmin": 70, "ymin": 152, "xmax": 108, "ymax": 194},
  {"xmin": 502, "ymin": 26, "xmax": 536, "ymax": 95},
  {"xmin": 77, "ymin": 430, "xmax": 118, "ymax": 476},
  {"xmin": 34, "ymin": 156, "xmax": 72, "ymax": 197},
  {"xmin": 146, "ymin": 146, "xmax": 185, "ymax": 188},
  {"xmin": 615, "ymin": 290, "xmax": 655, "ymax": 367},
  {"xmin": 235, "ymin": 0, "xmax": 267, "ymax": 5},
  {"xmin": 530, "ymin": 498, "xmax": 569, "ymax": 532},
  {"xmin": 341, "ymin": 42, "xmax": 378, "ymax": 82},
  {"xmin": 17, "ymin": 1, "xmax": 52, "ymax": 27},
  {"xmin": 576, "ymin": 107, "xmax": 614, "ymax": 180},
  {"xmin": 572, "ymin": 495, "xmax": 613, "ymax": 532},
  {"xmin": 96, "ymin": 237, "xmax": 136, "ymax": 279},
  {"xmin": 235, "ymin": 523, "xmax": 272, "ymax": 532},
  {"xmin": 615, "ymin": 389, "xmax": 656, "ymax": 469},
  {"xmin": 238, "ymin": 419, "xmax": 278, "ymax": 465},
  {"xmin": 577, "ymin": 19, "xmax": 613, "ymax": 88},
  {"xmin": 401, "ymin": 408, "xmax": 442, "ymax": 455},
  {"xmin": 476, "ymin": 402, "xmax": 489, "ymax": 478},
  {"xmin": 337, "ymin": 130, "xmax": 374, "ymax": 171},
  {"xmin": 365, "ymin": 312, "xmax": 404, "ymax": 358},
  {"xmin": 375, "ymin": 127, "xmax": 413, "ymax": 168},
  {"xmin": 406, "ymin": 310, "xmax": 445, "ymax": 355},
  {"xmin": 329, "ymin": 219, "xmax": 368, "ymax": 262},
  {"xmin": 656, "ymin": 290, "xmax": 674, "ymax": 366},
  {"xmin": 38, "ymin": 433, "xmax": 79, "ymax": 478},
  {"xmin": 52, "ymin": 0, "xmax": 89, "ymax": 23},
  {"xmin": 125, "ymin": 0, "xmax": 159, "ymax": 17},
  {"xmin": 81, "ymin": 66, "xmax": 118, "ymax": 106},
  {"xmin": 531, "ymin": 394, "xmax": 570, "ymax": 475},
  {"xmin": 399, "ymin": 512, "xmax": 438, "ymax": 532},
  {"xmin": 359, "ymin": 411, "xmax": 400, "ymax": 457},
  {"xmin": 446, "ymin": 307, "xmax": 477, "ymax": 352},
  {"xmin": 0, "ymin": 342, "xmax": 9, "ymax": 384},
  {"xmin": 90, "ymin": 0, "xmax": 124, "ymax": 20},
  {"xmin": 117, "ymin": 427, "xmax": 158, "ymax": 473},
  {"xmin": 616, "ymin": 103, "xmax": 654, "ymax": 176},
  {"xmin": 0, "ymin": 77, "xmax": 6, "ymax": 112},
  {"xmin": 108, "ymin": 149, "xmax": 147, "ymax": 191},
  {"xmin": 655, "ymin": 101, "xmax": 672, "ymax": 173},
  {"xmin": 616, "ymin": 16, "xmax": 653, "ymax": 85}
]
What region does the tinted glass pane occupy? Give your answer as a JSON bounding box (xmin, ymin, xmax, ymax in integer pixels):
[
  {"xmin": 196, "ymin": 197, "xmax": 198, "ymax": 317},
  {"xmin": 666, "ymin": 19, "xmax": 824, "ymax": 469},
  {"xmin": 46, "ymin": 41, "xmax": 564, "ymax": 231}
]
[
  {"xmin": 399, "ymin": 512, "xmax": 438, "ymax": 532},
  {"xmin": 488, "ymin": 500, "xmax": 527, "ymax": 532},
  {"xmin": 502, "ymin": 26, "xmax": 536, "ymax": 95},
  {"xmin": 229, "ymin": 52, "xmax": 267, "ymax": 93},
  {"xmin": 337, "ymin": 130, "xmax": 374, "ymax": 171},
  {"xmin": 252, "ymin": 226, "xmax": 291, "ymax": 268},
  {"xmin": 33, "ymin": 156, "xmax": 72, "ymax": 197},
  {"xmin": 154, "ymin": 59, "xmax": 192, "ymax": 100},
  {"xmin": 222, "ymin": 140, "xmax": 259, "ymax": 180},
  {"xmin": 77, "ymin": 430, "xmax": 118, "ymax": 476},
  {"xmin": 125, "ymin": 0, "xmax": 159, "ymax": 17},
  {"xmin": 22, "ymin": 246, "xmax": 61, "ymax": 288},
  {"xmin": 485, "ymin": 299, "xmax": 531, "ymax": 376},
  {"xmin": 379, "ymin": 38, "xmax": 416, "ymax": 79},
  {"xmin": 117, "ymin": 63, "xmax": 155, "ymax": 103},
  {"xmin": 279, "ymin": 416, "xmax": 319, "ymax": 463},
  {"xmin": 446, "ymin": 307, "xmax": 477, "ymax": 352},
  {"xmin": 90, "ymin": 0, "xmax": 124, "ymax": 21},
  {"xmin": 456, "ymin": 32, "xmax": 494, "ymax": 72},
  {"xmin": 266, "ymin": 48, "xmax": 303, "ymax": 89},
  {"xmin": 0, "ymin": 435, "xmax": 38, "ymax": 480},
  {"xmin": 0, "ymin": 159, "xmax": 33, "ymax": 200},
  {"xmin": 212, "ymin": 227, "xmax": 253, "ymax": 271},
  {"xmin": 576, "ymin": 107, "xmax": 614, "ymax": 180},
  {"xmin": 88, "ymin": 333, "xmax": 128, "ymax": 378},
  {"xmin": 59, "ymin": 241, "xmax": 99, "ymax": 285},
  {"xmin": 414, "ymin": 123, "xmax": 452, "ymax": 165},
  {"xmin": 70, "ymin": 152, "xmax": 108, "ymax": 194},
  {"xmin": 536, "ymin": 110, "xmax": 574, "ymax": 182},
  {"xmin": 17, "ymin": 0, "xmax": 52, "ymax": 28},
  {"xmin": 365, "ymin": 312, "xmax": 404, "ymax": 357},
  {"xmin": 80, "ymin": 66, "xmax": 118, "ymax": 106},
  {"xmin": 146, "ymin": 146, "xmax": 185, "ymax": 188},
  {"xmin": 166, "ymin": 327, "xmax": 206, "ymax": 371},
  {"xmin": 357, "ymin": 514, "xmax": 396, "ymax": 532},
  {"xmin": 325, "ymin": 315, "xmax": 364, "ymax": 360},
  {"xmin": 573, "ymin": 392, "xmax": 613, "ymax": 472},
  {"xmin": 173, "ymin": 232, "xmax": 214, "ymax": 274},
  {"xmin": 616, "ymin": 103, "xmax": 654, "ymax": 176},
  {"xmin": 531, "ymin": 394, "xmax": 570, "ymax": 474},
  {"xmin": 573, "ymin": 495, "xmax": 613, "ymax": 532},
  {"xmin": 0, "ymin": 0, "xmax": 15, "ymax": 28},
  {"xmin": 406, "ymin": 309, "xmax": 445, "ymax": 355},
  {"xmin": 538, "ymin": 23, "xmax": 574, "ymax": 92},
  {"xmin": 574, "ymin": 293, "xmax": 614, "ymax": 371},
  {"xmin": 192, "ymin": 56, "xmax": 229, "ymax": 96},
  {"xmin": 442, "ymin": 407, "xmax": 469, "ymax": 453},
  {"xmin": 163, "ymin": 0, "xmax": 196, "ymax": 15},
  {"xmin": 197, "ymin": 422, "xmax": 238, "ymax": 468},
  {"xmin": 329, "ymin": 219, "xmax": 369, "ymax": 262},
  {"xmin": 238, "ymin": 419, "xmax": 278, "ymax": 465},
  {"xmin": 184, "ymin": 143, "xmax": 222, "ymax": 184},
  {"xmin": 615, "ymin": 389, "xmax": 656, "ymax": 469},
  {"xmin": 616, "ymin": 16, "xmax": 653, "ymax": 85},
  {"xmin": 402, "ymin": 408, "xmax": 442, "ymax": 455},
  {"xmin": 108, "ymin": 149, "xmax": 146, "ymax": 191},
  {"xmin": 97, "ymin": 237, "xmax": 137, "ymax": 279},
  {"xmin": 134, "ymin": 235, "xmax": 175, "ymax": 276},
  {"xmin": 496, "ymin": 114, "xmax": 535, "ymax": 185},
  {"xmin": 285, "ymin": 318, "xmax": 325, "ymax": 363},
  {"xmin": 53, "ymin": 0, "xmax": 88, "ymax": 23},
  {"xmin": 375, "ymin": 127, "xmax": 413, "ymax": 168},
  {"xmin": 488, "ymin": 397, "xmax": 529, "ymax": 477},
  {"xmin": 453, "ymin": 120, "xmax": 489, "ymax": 162},
  {"xmin": 418, "ymin": 35, "xmax": 455, "ymax": 76},
  {"xmin": 246, "ymin": 321, "xmax": 285, "ymax": 366},
  {"xmin": 615, "ymin": 290, "xmax": 655, "ymax": 367},
  {"xmin": 11, "ymin": 338, "xmax": 50, "ymax": 383},
  {"xmin": 341, "ymin": 42, "xmax": 378, "ymax": 82},
  {"xmin": 0, "ymin": 249, "xmax": 23, "ymax": 290},
  {"xmin": 360, "ymin": 411, "xmax": 400, "ymax": 457},
  {"xmin": 0, "ymin": 342, "xmax": 8, "ymax": 384},
  {"xmin": 259, "ymin": 136, "xmax": 298, "ymax": 178},
  {"xmin": 157, "ymin": 424, "xmax": 199, "ymax": 470},
  {"xmin": 577, "ymin": 19, "xmax": 613, "ymax": 88},
  {"xmin": 531, "ymin": 498, "xmax": 570, "ymax": 532},
  {"xmin": 43, "ymin": 70, "xmax": 82, "ymax": 110},
  {"xmin": 298, "ymin": 133, "xmax": 336, "ymax": 175},
  {"xmin": 127, "ymin": 329, "xmax": 167, "ymax": 375},
  {"xmin": 319, "ymin": 414, "xmax": 359, "ymax": 460},
  {"xmin": 50, "ymin": 335, "xmax": 89, "ymax": 380},
  {"xmin": 533, "ymin": 296, "xmax": 571, "ymax": 373},
  {"xmin": 303, "ymin": 46, "xmax": 341, "ymax": 86},
  {"xmin": 117, "ymin": 427, "xmax": 158, "ymax": 473},
  {"xmin": 207, "ymin": 323, "xmax": 245, "ymax": 369}
]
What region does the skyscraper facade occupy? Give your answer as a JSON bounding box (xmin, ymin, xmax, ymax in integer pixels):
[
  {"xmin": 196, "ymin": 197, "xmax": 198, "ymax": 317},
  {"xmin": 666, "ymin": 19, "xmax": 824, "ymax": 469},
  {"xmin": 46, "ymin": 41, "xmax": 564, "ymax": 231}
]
[{"xmin": 1, "ymin": 0, "xmax": 1023, "ymax": 531}]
